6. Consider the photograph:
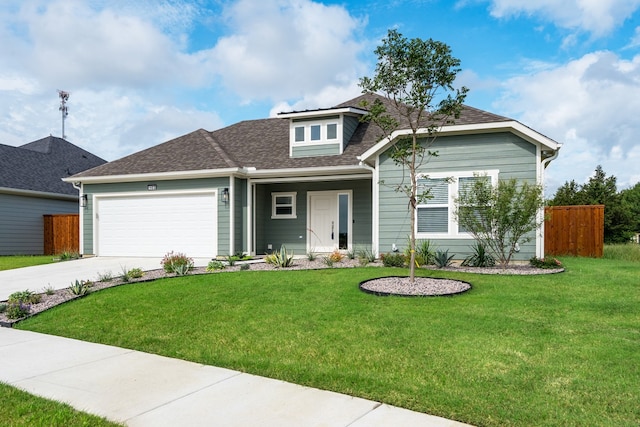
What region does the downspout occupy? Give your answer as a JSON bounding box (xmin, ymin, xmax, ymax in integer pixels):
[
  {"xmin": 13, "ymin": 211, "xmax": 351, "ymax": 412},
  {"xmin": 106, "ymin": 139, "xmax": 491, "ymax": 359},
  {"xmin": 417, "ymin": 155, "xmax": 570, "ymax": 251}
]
[
  {"xmin": 359, "ymin": 160, "xmax": 378, "ymax": 257},
  {"xmin": 71, "ymin": 181, "xmax": 84, "ymax": 256},
  {"xmin": 538, "ymin": 147, "xmax": 561, "ymax": 258}
]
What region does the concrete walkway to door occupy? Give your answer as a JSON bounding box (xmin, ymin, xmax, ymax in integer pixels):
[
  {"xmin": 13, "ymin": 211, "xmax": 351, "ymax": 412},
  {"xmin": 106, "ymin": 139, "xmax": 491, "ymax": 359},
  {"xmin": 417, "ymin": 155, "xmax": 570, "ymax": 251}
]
[{"xmin": 0, "ymin": 257, "xmax": 212, "ymax": 301}]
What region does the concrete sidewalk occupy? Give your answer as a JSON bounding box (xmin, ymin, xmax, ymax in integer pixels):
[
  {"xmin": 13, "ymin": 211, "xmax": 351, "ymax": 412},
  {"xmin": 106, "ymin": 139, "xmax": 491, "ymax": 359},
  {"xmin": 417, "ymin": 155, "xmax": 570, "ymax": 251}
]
[
  {"xmin": 1, "ymin": 328, "xmax": 472, "ymax": 426},
  {"xmin": 0, "ymin": 257, "xmax": 212, "ymax": 301}
]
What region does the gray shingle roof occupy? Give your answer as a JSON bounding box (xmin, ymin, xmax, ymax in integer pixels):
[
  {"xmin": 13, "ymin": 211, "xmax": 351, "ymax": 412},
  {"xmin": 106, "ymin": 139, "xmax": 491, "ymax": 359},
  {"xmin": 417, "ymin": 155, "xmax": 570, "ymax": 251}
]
[
  {"xmin": 0, "ymin": 136, "xmax": 106, "ymax": 195},
  {"xmin": 72, "ymin": 94, "xmax": 514, "ymax": 179}
]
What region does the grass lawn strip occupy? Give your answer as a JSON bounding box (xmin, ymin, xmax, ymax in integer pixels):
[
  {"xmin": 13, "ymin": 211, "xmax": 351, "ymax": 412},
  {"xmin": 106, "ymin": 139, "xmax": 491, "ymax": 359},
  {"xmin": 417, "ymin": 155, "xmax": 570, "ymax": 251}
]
[
  {"xmin": 0, "ymin": 255, "xmax": 58, "ymax": 271},
  {"xmin": 15, "ymin": 257, "xmax": 640, "ymax": 427},
  {"xmin": 0, "ymin": 382, "xmax": 122, "ymax": 426}
]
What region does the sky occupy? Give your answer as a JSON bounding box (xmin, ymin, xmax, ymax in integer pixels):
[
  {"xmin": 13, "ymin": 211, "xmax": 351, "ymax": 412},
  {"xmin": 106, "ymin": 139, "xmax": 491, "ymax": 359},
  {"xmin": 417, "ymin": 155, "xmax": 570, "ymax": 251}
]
[{"xmin": 1, "ymin": 0, "xmax": 640, "ymax": 195}]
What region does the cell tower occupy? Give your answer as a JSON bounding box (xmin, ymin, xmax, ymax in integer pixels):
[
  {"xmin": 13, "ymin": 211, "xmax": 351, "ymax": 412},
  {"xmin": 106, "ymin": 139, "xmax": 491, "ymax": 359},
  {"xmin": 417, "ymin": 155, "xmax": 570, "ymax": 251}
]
[{"xmin": 58, "ymin": 90, "xmax": 70, "ymax": 139}]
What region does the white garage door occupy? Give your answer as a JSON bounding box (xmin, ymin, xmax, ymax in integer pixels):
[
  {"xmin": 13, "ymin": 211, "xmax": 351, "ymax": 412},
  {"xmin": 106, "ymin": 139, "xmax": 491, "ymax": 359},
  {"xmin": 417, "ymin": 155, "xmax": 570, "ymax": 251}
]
[{"xmin": 97, "ymin": 192, "xmax": 217, "ymax": 257}]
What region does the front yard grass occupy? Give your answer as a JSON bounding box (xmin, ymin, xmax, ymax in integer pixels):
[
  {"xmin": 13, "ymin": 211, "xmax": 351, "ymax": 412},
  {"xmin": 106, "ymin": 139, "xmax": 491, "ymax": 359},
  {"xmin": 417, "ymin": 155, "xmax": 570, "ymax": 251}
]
[
  {"xmin": 0, "ymin": 255, "xmax": 57, "ymax": 271},
  {"xmin": 17, "ymin": 257, "xmax": 639, "ymax": 427},
  {"xmin": 0, "ymin": 382, "xmax": 122, "ymax": 426}
]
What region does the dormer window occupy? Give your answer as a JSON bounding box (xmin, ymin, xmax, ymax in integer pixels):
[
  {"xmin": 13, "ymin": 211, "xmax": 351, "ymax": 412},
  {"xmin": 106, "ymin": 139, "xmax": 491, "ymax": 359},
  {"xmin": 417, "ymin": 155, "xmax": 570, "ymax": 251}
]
[
  {"xmin": 292, "ymin": 118, "xmax": 340, "ymax": 145},
  {"xmin": 279, "ymin": 106, "xmax": 368, "ymax": 158}
]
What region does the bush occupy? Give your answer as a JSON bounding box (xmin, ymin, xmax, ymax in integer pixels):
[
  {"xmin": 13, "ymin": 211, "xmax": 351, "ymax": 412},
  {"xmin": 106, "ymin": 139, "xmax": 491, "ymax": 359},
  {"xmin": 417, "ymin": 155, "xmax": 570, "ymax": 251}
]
[
  {"xmin": 240, "ymin": 263, "xmax": 250, "ymax": 271},
  {"xmin": 357, "ymin": 247, "xmax": 377, "ymax": 265},
  {"xmin": 97, "ymin": 271, "xmax": 114, "ymax": 282},
  {"xmin": 57, "ymin": 250, "xmax": 80, "ymax": 261},
  {"xmin": 206, "ymin": 260, "xmax": 225, "ymax": 271},
  {"xmin": 0, "ymin": 303, "xmax": 6, "ymax": 313},
  {"xmin": 381, "ymin": 252, "xmax": 406, "ymax": 267},
  {"xmin": 461, "ymin": 242, "xmax": 495, "ymax": 267},
  {"xmin": 265, "ymin": 245, "xmax": 295, "ymax": 268},
  {"xmin": 8, "ymin": 290, "xmax": 41, "ymax": 305},
  {"xmin": 405, "ymin": 239, "xmax": 437, "ymax": 266},
  {"xmin": 161, "ymin": 251, "xmax": 194, "ymax": 275},
  {"xmin": 6, "ymin": 301, "xmax": 30, "ymax": 319},
  {"xmin": 306, "ymin": 251, "xmax": 317, "ymax": 261},
  {"xmin": 529, "ymin": 256, "xmax": 563, "ymax": 269},
  {"xmin": 128, "ymin": 268, "xmax": 144, "ymax": 279},
  {"xmin": 68, "ymin": 279, "xmax": 91, "ymax": 296},
  {"xmin": 328, "ymin": 249, "xmax": 344, "ymax": 263},
  {"xmin": 434, "ymin": 250, "xmax": 455, "ymax": 268}
]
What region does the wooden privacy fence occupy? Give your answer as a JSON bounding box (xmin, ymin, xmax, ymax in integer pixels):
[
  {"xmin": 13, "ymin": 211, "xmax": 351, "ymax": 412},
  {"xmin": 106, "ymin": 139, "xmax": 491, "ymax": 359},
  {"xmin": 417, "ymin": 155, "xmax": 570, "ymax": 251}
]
[
  {"xmin": 43, "ymin": 214, "xmax": 79, "ymax": 255},
  {"xmin": 544, "ymin": 205, "xmax": 604, "ymax": 257}
]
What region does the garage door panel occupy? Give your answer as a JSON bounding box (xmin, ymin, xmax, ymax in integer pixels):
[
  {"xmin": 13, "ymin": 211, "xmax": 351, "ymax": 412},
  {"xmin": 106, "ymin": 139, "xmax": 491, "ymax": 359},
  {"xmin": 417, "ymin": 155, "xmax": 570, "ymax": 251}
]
[{"xmin": 97, "ymin": 193, "xmax": 217, "ymax": 257}]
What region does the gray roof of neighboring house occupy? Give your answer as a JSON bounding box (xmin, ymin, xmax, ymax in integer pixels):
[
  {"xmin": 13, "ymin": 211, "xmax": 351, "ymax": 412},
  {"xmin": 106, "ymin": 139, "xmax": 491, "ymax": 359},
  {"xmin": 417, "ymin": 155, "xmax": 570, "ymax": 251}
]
[
  {"xmin": 0, "ymin": 136, "xmax": 107, "ymax": 196},
  {"xmin": 72, "ymin": 93, "xmax": 513, "ymax": 179}
]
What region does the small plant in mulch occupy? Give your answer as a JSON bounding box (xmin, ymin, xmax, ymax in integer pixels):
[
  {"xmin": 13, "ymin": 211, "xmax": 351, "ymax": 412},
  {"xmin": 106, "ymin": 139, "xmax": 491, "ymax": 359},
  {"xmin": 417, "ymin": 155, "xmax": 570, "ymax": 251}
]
[
  {"xmin": 529, "ymin": 256, "xmax": 563, "ymax": 269},
  {"xmin": 381, "ymin": 252, "xmax": 406, "ymax": 267},
  {"xmin": 207, "ymin": 260, "xmax": 225, "ymax": 271},
  {"xmin": 161, "ymin": 251, "xmax": 194, "ymax": 275},
  {"xmin": 68, "ymin": 279, "xmax": 92, "ymax": 296}
]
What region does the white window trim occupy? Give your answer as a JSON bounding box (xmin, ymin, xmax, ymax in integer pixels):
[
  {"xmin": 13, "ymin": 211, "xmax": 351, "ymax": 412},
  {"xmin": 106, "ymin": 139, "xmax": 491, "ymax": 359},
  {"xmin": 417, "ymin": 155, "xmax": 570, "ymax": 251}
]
[
  {"xmin": 290, "ymin": 118, "xmax": 341, "ymax": 146},
  {"xmin": 271, "ymin": 192, "xmax": 297, "ymax": 219},
  {"xmin": 415, "ymin": 170, "xmax": 499, "ymax": 239}
]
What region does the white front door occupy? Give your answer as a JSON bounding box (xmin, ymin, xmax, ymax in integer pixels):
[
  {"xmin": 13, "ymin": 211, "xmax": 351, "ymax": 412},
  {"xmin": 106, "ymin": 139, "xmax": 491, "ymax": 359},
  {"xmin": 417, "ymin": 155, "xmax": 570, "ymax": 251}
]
[{"xmin": 308, "ymin": 190, "xmax": 351, "ymax": 253}]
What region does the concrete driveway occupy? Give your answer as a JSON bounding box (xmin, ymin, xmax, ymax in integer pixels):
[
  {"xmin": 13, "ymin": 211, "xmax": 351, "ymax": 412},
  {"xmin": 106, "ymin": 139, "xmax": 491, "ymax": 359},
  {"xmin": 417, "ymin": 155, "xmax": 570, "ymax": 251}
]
[{"xmin": 0, "ymin": 257, "xmax": 211, "ymax": 301}]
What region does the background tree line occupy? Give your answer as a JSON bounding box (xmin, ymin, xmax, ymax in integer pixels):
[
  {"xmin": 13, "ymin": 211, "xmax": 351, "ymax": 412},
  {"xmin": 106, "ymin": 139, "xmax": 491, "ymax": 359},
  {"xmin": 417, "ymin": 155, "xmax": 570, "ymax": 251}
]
[{"xmin": 548, "ymin": 165, "xmax": 640, "ymax": 243}]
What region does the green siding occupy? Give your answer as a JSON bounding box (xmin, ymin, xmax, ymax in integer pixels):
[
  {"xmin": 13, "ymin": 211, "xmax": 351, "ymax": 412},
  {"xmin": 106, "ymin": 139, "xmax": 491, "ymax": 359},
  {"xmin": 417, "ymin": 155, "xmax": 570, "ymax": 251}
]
[
  {"xmin": 255, "ymin": 179, "xmax": 372, "ymax": 254},
  {"xmin": 292, "ymin": 144, "xmax": 341, "ymax": 157},
  {"xmin": 378, "ymin": 132, "xmax": 539, "ymax": 260},
  {"xmin": 0, "ymin": 193, "xmax": 77, "ymax": 255},
  {"xmin": 343, "ymin": 116, "xmax": 360, "ymax": 149},
  {"xmin": 83, "ymin": 177, "xmax": 230, "ymax": 256}
]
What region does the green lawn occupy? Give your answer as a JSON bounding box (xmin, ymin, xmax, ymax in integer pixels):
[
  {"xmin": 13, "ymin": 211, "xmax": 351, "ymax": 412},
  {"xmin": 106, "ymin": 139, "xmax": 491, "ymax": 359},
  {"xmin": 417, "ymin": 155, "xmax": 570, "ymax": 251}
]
[
  {"xmin": 17, "ymin": 257, "xmax": 640, "ymax": 427},
  {"xmin": 0, "ymin": 382, "xmax": 122, "ymax": 427},
  {"xmin": 0, "ymin": 255, "xmax": 57, "ymax": 271}
]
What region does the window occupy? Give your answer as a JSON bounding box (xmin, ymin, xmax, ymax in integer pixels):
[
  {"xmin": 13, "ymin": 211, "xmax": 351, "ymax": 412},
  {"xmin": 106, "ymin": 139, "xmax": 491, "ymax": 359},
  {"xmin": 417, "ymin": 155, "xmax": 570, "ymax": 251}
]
[
  {"xmin": 416, "ymin": 178, "xmax": 449, "ymax": 233},
  {"xmin": 310, "ymin": 125, "xmax": 321, "ymax": 141},
  {"xmin": 457, "ymin": 176, "xmax": 490, "ymax": 233},
  {"xmin": 272, "ymin": 192, "xmax": 297, "ymax": 219},
  {"xmin": 327, "ymin": 123, "xmax": 337, "ymax": 140},
  {"xmin": 415, "ymin": 170, "xmax": 498, "ymax": 237},
  {"xmin": 290, "ymin": 118, "xmax": 340, "ymax": 144}
]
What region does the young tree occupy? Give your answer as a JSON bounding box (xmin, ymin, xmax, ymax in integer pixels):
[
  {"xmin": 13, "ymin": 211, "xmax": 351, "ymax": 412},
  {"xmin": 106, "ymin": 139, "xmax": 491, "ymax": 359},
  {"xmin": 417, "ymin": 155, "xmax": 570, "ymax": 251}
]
[
  {"xmin": 359, "ymin": 29, "xmax": 468, "ymax": 282},
  {"xmin": 455, "ymin": 177, "xmax": 545, "ymax": 267}
]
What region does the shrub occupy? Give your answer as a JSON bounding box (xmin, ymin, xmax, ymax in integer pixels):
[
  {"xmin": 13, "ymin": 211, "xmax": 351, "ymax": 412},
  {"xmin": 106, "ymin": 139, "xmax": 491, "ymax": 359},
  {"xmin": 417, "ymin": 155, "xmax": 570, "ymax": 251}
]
[
  {"xmin": 357, "ymin": 247, "xmax": 377, "ymax": 265},
  {"xmin": 43, "ymin": 285, "xmax": 55, "ymax": 295},
  {"xmin": 461, "ymin": 242, "xmax": 496, "ymax": 267},
  {"xmin": 307, "ymin": 251, "xmax": 317, "ymax": 261},
  {"xmin": 240, "ymin": 263, "xmax": 250, "ymax": 271},
  {"xmin": 161, "ymin": 251, "xmax": 194, "ymax": 275},
  {"xmin": 434, "ymin": 250, "xmax": 455, "ymax": 268},
  {"xmin": 128, "ymin": 268, "xmax": 144, "ymax": 279},
  {"xmin": 323, "ymin": 256, "xmax": 334, "ymax": 267},
  {"xmin": 206, "ymin": 260, "xmax": 225, "ymax": 271},
  {"xmin": 328, "ymin": 249, "xmax": 344, "ymax": 263},
  {"xmin": 265, "ymin": 245, "xmax": 295, "ymax": 268},
  {"xmin": 57, "ymin": 250, "xmax": 80, "ymax": 261},
  {"xmin": 97, "ymin": 271, "xmax": 114, "ymax": 282},
  {"xmin": 68, "ymin": 279, "xmax": 91, "ymax": 296},
  {"xmin": 529, "ymin": 256, "xmax": 563, "ymax": 269},
  {"xmin": 0, "ymin": 302, "xmax": 6, "ymax": 313},
  {"xmin": 346, "ymin": 248, "xmax": 356, "ymax": 260},
  {"xmin": 226, "ymin": 255, "xmax": 237, "ymax": 266},
  {"xmin": 6, "ymin": 302, "xmax": 30, "ymax": 319},
  {"xmin": 8, "ymin": 290, "xmax": 41, "ymax": 305},
  {"xmin": 416, "ymin": 239, "xmax": 437, "ymax": 265},
  {"xmin": 381, "ymin": 252, "xmax": 406, "ymax": 267}
]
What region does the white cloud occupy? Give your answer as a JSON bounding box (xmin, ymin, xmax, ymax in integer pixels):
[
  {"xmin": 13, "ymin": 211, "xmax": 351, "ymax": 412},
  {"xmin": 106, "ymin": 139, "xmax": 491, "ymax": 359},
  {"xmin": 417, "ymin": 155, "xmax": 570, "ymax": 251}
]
[
  {"xmin": 204, "ymin": 0, "xmax": 367, "ymax": 102},
  {"xmin": 496, "ymin": 50, "xmax": 640, "ymax": 192},
  {"xmin": 486, "ymin": 0, "xmax": 640, "ymax": 36}
]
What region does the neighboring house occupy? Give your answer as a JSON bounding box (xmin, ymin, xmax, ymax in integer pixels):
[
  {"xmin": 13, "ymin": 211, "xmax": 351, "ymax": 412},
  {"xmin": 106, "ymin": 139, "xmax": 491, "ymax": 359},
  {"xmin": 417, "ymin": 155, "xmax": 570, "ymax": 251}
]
[
  {"xmin": 66, "ymin": 94, "xmax": 561, "ymax": 260},
  {"xmin": 0, "ymin": 136, "xmax": 106, "ymax": 255}
]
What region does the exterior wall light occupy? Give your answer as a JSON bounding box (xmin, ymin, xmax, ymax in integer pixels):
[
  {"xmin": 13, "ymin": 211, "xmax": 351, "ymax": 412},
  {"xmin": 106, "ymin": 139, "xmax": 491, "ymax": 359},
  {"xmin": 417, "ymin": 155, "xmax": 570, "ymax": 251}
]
[
  {"xmin": 147, "ymin": 184, "xmax": 157, "ymax": 191},
  {"xmin": 80, "ymin": 194, "xmax": 88, "ymax": 208},
  {"xmin": 222, "ymin": 188, "xmax": 229, "ymax": 204}
]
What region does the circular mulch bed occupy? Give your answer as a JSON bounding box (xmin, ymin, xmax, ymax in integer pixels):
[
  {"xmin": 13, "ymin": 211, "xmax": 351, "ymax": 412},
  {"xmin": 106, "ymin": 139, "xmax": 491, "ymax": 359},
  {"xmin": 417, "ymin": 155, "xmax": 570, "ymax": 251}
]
[{"xmin": 360, "ymin": 276, "xmax": 472, "ymax": 297}]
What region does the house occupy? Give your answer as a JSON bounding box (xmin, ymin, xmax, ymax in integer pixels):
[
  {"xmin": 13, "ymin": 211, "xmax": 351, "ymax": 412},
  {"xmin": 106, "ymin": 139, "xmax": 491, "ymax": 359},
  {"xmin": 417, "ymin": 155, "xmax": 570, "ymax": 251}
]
[
  {"xmin": 65, "ymin": 94, "xmax": 561, "ymax": 260},
  {"xmin": 0, "ymin": 136, "xmax": 106, "ymax": 255}
]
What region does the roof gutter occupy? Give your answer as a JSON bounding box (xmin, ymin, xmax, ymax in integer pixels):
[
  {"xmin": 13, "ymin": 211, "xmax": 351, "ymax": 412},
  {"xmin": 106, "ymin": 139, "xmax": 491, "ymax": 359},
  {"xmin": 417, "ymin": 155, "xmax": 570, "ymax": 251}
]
[
  {"xmin": 0, "ymin": 186, "xmax": 78, "ymax": 201},
  {"xmin": 63, "ymin": 168, "xmax": 244, "ymax": 184}
]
